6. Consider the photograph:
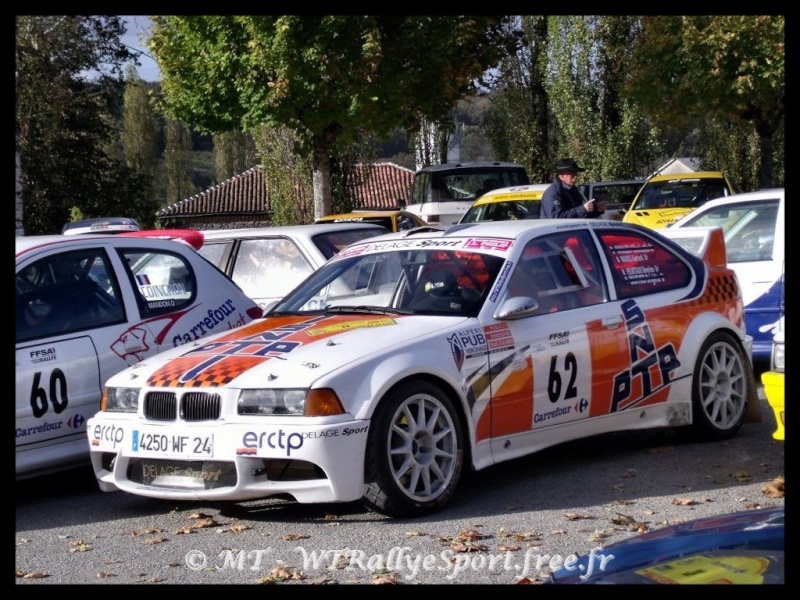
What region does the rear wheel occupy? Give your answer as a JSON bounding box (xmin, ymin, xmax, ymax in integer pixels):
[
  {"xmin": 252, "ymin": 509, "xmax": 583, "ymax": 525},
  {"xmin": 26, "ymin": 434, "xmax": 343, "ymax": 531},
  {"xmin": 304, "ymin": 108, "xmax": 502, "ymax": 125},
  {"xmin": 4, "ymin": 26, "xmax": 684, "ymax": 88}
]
[
  {"xmin": 362, "ymin": 380, "xmax": 464, "ymax": 518},
  {"xmin": 690, "ymin": 332, "xmax": 749, "ymax": 441}
]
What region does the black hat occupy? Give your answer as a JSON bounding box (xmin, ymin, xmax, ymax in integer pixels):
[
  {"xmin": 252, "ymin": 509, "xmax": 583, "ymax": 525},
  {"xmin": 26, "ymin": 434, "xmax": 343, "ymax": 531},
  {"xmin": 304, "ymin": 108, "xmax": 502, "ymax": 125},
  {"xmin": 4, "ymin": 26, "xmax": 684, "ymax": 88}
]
[{"xmin": 556, "ymin": 158, "xmax": 586, "ymax": 172}]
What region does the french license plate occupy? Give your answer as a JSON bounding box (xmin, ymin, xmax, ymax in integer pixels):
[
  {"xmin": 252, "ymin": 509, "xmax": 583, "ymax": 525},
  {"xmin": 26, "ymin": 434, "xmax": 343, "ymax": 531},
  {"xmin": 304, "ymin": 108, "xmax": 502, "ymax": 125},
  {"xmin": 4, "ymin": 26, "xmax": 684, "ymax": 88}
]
[{"xmin": 132, "ymin": 430, "xmax": 214, "ymax": 457}]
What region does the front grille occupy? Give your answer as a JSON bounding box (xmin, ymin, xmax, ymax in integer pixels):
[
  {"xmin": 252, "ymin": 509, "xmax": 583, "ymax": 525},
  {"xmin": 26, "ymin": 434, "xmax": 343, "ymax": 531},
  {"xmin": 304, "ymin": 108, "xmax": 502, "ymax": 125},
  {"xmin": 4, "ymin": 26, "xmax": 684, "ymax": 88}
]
[
  {"xmin": 181, "ymin": 392, "xmax": 221, "ymax": 421},
  {"xmin": 144, "ymin": 392, "xmax": 177, "ymax": 421},
  {"xmin": 127, "ymin": 458, "xmax": 237, "ymax": 490},
  {"xmin": 143, "ymin": 391, "xmax": 221, "ymax": 422}
]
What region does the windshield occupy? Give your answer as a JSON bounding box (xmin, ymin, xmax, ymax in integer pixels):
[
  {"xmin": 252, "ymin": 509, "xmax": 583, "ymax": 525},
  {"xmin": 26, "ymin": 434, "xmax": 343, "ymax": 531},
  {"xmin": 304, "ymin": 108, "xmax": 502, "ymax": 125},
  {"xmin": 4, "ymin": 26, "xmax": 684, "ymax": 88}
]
[
  {"xmin": 681, "ymin": 199, "xmax": 779, "ymax": 263},
  {"xmin": 633, "ymin": 179, "xmax": 728, "ymax": 211},
  {"xmin": 270, "ymin": 248, "xmax": 506, "ymax": 317}
]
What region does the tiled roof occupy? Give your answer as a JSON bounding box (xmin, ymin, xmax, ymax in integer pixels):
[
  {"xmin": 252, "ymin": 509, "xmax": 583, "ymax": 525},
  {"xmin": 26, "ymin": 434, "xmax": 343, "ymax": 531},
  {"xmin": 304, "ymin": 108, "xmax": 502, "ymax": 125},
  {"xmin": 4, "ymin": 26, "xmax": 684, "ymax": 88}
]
[{"xmin": 156, "ymin": 162, "xmax": 414, "ymax": 228}]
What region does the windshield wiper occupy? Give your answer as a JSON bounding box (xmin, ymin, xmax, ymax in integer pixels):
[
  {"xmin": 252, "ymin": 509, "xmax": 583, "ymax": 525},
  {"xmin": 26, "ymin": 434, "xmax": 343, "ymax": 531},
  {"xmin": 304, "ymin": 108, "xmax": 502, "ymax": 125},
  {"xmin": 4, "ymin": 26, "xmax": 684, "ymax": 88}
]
[{"xmin": 324, "ymin": 305, "xmax": 413, "ymax": 316}]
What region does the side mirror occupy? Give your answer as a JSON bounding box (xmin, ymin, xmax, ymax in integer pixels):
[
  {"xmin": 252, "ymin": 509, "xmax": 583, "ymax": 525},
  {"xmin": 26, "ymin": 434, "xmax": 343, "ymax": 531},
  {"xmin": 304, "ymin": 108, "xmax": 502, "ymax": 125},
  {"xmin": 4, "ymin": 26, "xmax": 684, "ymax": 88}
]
[{"xmin": 494, "ymin": 296, "xmax": 540, "ymax": 320}]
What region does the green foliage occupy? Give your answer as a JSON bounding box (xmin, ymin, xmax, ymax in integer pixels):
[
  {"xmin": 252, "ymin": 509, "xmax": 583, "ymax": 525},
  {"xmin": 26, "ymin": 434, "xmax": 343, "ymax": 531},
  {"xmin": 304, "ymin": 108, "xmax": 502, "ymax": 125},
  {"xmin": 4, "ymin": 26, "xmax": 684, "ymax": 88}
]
[
  {"xmin": 253, "ymin": 125, "xmax": 313, "ymax": 225},
  {"xmin": 627, "ymin": 16, "xmax": 784, "ymax": 187},
  {"xmin": 164, "ymin": 119, "xmax": 197, "ymax": 204},
  {"xmin": 148, "ymin": 16, "xmax": 517, "ymax": 217},
  {"xmin": 16, "ymin": 16, "xmax": 149, "ymax": 234}
]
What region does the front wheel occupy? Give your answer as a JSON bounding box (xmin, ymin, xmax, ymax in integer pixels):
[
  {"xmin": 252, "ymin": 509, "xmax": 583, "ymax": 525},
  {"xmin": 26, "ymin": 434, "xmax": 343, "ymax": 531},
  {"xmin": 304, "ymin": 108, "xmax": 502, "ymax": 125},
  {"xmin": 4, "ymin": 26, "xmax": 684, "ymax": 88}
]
[
  {"xmin": 362, "ymin": 380, "xmax": 464, "ymax": 518},
  {"xmin": 690, "ymin": 332, "xmax": 749, "ymax": 441}
]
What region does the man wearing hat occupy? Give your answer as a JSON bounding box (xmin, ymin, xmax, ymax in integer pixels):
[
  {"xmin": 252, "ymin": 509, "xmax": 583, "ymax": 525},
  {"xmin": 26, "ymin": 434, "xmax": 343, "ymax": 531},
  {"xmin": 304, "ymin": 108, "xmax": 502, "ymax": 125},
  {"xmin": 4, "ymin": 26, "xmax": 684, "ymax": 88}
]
[{"xmin": 540, "ymin": 158, "xmax": 607, "ymax": 219}]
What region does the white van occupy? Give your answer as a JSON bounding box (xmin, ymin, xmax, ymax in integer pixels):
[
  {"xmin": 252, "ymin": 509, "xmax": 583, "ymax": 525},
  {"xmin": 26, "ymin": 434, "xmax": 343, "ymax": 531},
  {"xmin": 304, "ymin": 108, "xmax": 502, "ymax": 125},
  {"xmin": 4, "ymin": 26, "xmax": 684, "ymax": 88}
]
[
  {"xmin": 666, "ymin": 188, "xmax": 784, "ymax": 364},
  {"xmin": 404, "ymin": 161, "xmax": 530, "ymax": 225}
]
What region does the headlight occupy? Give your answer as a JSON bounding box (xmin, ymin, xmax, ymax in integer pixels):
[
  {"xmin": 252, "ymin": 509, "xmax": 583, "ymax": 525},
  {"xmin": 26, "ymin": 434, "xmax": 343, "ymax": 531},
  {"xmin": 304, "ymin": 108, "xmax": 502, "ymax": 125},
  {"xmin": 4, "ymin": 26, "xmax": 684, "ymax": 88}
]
[
  {"xmin": 102, "ymin": 387, "xmax": 140, "ymax": 412},
  {"xmin": 238, "ymin": 389, "xmax": 307, "ymax": 415},
  {"xmin": 237, "ymin": 388, "xmax": 346, "ymax": 416},
  {"xmin": 771, "ymin": 338, "xmax": 785, "ymax": 373}
]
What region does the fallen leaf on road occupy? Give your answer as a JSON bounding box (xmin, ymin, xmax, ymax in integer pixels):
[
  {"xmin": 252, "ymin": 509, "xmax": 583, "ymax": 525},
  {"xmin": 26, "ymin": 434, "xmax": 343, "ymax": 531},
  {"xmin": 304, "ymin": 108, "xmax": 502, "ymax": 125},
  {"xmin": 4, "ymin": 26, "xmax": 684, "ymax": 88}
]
[
  {"xmin": 282, "ymin": 533, "xmax": 310, "ymax": 541},
  {"xmin": 731, "ymin": 469, "xmax": 752, "ymax": 482},
  {"xmin": 563, "ymin": 512, "xmax": 593, "ymax": 521},
  {"xmin": 132, "ymin": 528, "xmax": 164, "ymax": 536},
  {"xmin": 456, "ymin": 528, "xmax": 488, "ymax": 541},
  {"xmin": 670, "ymin": 497, "xmax": 698, "ymax": 506},
  {"xmin": 21, "ymin": 571, "xmax": 50, "ymax": 579}
]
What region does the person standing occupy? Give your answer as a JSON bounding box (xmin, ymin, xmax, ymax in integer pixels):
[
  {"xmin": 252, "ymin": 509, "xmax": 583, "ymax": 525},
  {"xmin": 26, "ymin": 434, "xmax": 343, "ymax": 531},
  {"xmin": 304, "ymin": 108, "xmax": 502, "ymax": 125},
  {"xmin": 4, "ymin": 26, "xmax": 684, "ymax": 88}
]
[{"xmin": 540, "ymin": 158, "xmax": 607, "ymax": 219}]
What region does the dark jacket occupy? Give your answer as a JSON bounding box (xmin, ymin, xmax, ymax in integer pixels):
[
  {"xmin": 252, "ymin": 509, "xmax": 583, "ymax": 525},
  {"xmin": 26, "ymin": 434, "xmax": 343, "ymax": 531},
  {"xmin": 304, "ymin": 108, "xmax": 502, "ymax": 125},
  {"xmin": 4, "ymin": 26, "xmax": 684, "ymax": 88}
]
[{"xmin": 540, "ymin": 176, "xmax": 602, "ymax": 219}]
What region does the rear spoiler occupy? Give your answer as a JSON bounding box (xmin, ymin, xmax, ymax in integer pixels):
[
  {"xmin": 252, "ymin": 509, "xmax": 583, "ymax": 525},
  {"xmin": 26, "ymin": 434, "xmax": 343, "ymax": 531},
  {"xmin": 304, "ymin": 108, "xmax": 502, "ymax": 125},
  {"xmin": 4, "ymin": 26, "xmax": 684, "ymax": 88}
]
[
  {"xmin": 119, "ymin": 229, "xmax": 204, "ymax": 251},
  {"xmin": 660, "ymin": 226, "xmax": 727, "ymax": 268}
]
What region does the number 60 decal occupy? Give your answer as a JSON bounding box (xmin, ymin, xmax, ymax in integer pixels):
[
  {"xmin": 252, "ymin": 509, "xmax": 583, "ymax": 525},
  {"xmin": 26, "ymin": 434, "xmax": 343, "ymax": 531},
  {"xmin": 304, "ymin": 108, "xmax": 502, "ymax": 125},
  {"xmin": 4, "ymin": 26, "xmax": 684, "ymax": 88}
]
[{"xmin": 29, "ymin": 369, "xmax": 69, "ymax": 418}]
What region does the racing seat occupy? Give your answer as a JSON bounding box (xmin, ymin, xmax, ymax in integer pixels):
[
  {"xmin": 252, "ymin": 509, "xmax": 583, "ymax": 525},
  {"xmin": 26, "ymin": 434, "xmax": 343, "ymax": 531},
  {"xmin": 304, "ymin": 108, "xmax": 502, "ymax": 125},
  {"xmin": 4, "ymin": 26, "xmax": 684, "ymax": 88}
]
[{"xmin": 409, "ymin": 267, "xmax": 462, "ymax": 312}]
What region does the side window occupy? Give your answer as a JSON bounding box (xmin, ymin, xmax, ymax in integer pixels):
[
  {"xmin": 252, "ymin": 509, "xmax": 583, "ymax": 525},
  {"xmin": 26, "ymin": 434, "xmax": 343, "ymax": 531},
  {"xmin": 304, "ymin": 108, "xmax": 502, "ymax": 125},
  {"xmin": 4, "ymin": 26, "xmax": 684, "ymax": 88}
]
[
  {"xmin": 722, "ymin": 202, "xmax": 779, "ymax": 263},
  {"xmin": 121, "ymin": 248, "xmax": 196, "ymax": 317},
  {"xmin": 598, "ymin": 231, "xmax": 691, "ymax": 298},
  {"xmin": 17, "ymin": 249, "xmax": 124, "ymax": 343},
  {"xmin": 507, "ymin": 231, "xmax": 606, "ymax": 313},
  {"xmin": 197, "ymin": 241, "xmax": 232, "ymax": 272}
]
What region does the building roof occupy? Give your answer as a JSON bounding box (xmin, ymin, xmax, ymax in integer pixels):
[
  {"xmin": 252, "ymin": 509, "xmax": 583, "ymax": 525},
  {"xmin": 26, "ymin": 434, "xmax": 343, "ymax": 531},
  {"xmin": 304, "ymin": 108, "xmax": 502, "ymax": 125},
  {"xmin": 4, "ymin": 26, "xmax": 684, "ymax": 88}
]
[{"xmin": 156, "ymin": 162, "xmax": 414, "ymax": 229}]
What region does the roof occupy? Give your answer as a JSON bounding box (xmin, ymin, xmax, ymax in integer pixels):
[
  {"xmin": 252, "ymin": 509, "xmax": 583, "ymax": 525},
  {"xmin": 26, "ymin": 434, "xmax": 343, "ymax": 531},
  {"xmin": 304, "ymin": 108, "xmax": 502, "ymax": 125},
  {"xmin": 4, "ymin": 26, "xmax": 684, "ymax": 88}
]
[
  {"xmin": 416, "ymin": 161, "xmax": 526, "ymax": 173},
  {"xmin": 651, "ymin": 157, "xmax": 702, "ymax": 176},
  {"xmin": 156, "ymin": 162, "xmax": 414, "ymax": 228},
  {"xmin": 61, "ymin": 217, "xmax": 142, "ymax": 235},
  {"xmin": 646, "ymin": 170, "xmax": 725, "ymax": 183}
]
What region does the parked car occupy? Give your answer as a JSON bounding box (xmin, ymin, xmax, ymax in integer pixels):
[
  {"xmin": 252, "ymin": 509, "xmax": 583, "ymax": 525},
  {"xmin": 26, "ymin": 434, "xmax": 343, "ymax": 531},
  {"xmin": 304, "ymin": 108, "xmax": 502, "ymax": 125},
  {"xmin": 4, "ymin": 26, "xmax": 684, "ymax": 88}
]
[
  {"xmin": 314, "ymin": 209, "xmax": 429, "ymax": 232},
  {"xmin": 665, "ymin": 188, "xmax": 784, "ymax": 363},
  {"xmin": 761, "ymin": 316, "xmax": 784, "ymax": 441},
  {"xmin": 622, "ymin": 171, "xmax": 741, "ymax": 229},
  {"xmin": 404, "ymin": 161, "xmax": 531, "ymax": 225},
  {"xmin": 197, "ymin": 223, "xmax": 389, "ymax": 312},
  {"xmin": 578, "ymin": 179, "xmax": 644, "ymax": 221},
  {"xmin": 61, "ymin": 216, "xmax": 142, "ymax": 235},
  {"xmin": 87, "ymin": 219, "xmax": 759, "ymax": 517},
  {"xmin": 458, "ymin": 184, "xmax": 548, "ymax": 223},
  {"xmin": 547, "ymin": 506, "xmax": 784, "ymax": 584},
  {"xmin": 15, "ymin": 231, "xmax": 263, "ymax": 479}
]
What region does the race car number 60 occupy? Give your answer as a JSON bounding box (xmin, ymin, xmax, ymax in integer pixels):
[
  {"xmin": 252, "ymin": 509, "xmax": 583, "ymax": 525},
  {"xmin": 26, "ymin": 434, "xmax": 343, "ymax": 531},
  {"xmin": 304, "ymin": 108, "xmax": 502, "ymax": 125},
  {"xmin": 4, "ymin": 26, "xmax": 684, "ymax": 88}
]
[{"xmin": 135, "ymin": 431, "xmax": 214, "ymax": 455}]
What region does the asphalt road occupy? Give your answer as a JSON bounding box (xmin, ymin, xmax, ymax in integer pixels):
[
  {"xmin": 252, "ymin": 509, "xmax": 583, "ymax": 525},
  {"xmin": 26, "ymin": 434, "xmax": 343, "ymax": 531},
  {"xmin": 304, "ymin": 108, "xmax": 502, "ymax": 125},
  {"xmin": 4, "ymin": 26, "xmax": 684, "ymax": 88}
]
[{"xmin": 16, "ymin": 385, "xmax": 784, "ymax": 585}]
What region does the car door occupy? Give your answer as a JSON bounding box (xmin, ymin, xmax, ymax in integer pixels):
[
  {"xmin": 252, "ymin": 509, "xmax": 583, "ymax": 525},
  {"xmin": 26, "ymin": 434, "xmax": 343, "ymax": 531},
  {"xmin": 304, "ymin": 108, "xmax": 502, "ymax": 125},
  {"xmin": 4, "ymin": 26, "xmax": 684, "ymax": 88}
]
[
  {"xmin": 16, "ymin": 246, "xmax": 130, "ymax": 475},
  {"xmin": 16, "ymin": 239, "xmax": 259, "ymax": 477},
  {"xmin": 484, "ymin": 230, "xmax": 623, "ymax": 444}
]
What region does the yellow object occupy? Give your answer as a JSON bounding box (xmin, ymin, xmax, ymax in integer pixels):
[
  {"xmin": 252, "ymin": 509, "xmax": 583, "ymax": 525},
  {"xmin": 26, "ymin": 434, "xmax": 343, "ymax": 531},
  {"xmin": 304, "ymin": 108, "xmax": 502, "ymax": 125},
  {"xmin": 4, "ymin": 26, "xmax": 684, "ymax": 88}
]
[
  {"xmin": 637, "ymin": 554, "xmax": 771, "ymax": 584},
  {"xmin": 622, "ymin": 171, "xmax": 738, "ymax": 230},
  {"xmin": 761, "ymin": 371, "xmax": 785, "ymax": 441}
]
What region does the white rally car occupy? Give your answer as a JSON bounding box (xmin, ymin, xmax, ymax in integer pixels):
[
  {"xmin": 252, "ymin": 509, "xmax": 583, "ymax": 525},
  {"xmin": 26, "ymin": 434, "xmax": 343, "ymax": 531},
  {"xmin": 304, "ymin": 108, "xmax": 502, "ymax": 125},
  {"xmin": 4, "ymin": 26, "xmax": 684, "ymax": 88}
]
[
  {"xmin": 16, "ymin": 232, "xmax": 262, "ymax": 479},
  {"xmin": 87, "ymin": 220, "xmax": 759, "ymax": 518}
]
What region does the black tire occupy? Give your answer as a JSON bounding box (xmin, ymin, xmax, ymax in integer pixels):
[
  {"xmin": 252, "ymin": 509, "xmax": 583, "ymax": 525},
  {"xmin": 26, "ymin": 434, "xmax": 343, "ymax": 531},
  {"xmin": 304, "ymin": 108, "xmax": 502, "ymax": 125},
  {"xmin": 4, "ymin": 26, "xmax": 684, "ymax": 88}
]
[
  {"xmin": 362, "ymin": 380, "xmax": 464, "ymax": 518},
  {"xmin": 689, "ymin": 331, "xmax": 749, "ymax": 441}
]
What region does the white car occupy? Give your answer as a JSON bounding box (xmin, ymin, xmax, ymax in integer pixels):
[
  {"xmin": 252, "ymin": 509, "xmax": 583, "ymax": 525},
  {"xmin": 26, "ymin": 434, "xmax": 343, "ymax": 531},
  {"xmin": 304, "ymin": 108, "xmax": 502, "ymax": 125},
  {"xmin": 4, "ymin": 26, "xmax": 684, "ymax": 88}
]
[
  {"xmin": 87, "ymin": 219, "xmax": 758, "ymax": 518},
  {"xmin": 16, "ymin": 232, "xmax": 263, "ymax": 479},
  {"xmin": 198, "ymin": 223, "xmax": 389, "ymax": 312},
  {"xmin": 667, "ymin": 188, "xmax": 784, "ymax": 363}
]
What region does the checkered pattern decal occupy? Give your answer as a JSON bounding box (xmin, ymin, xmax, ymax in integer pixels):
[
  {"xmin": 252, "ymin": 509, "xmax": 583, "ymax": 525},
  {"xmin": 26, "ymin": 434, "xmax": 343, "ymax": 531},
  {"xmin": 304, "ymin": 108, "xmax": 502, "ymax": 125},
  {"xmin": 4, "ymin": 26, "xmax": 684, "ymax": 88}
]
[
  {"xmin": 147, "ymin": 355, "xmax": 267, "ymax": 388},
  {"xmin": 688, "ymin": 272, "xmax": 739, "ymax": 306}
]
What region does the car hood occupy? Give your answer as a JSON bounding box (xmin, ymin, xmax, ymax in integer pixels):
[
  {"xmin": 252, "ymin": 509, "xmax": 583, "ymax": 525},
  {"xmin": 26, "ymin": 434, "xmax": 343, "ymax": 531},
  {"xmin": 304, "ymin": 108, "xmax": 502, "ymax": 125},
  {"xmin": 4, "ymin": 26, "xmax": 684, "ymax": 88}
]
[
  {"xmin": 548, "ymin": 506, "xmax": 784, "ymax": 584},
  {"xmin": 105, "ymin": 313, "xmax": 468, "ymax": 389},
  {"xmin": 625, "ymin": 207, "xmax": 692, "ymax": 229}
]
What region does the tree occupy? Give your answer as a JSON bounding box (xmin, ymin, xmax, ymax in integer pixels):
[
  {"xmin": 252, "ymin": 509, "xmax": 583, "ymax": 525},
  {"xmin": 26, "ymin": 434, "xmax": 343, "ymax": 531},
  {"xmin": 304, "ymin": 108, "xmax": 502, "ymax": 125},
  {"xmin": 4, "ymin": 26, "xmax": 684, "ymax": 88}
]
[
  {"xmin": 484, "ymin": 16, "xmax": 553, "ymax": 181},
  {"xmin": 122, "ymin": 66, "xmax": 159, "ymax": 199},
  {"xmin": 148, "ymin": 16, "xmax": 518, "ymax": 219},
  {"xmin": 164, "ymin": 119, "xmax": 197, "ymax": 204},
  {"xmin": 213, "ymin": 130, "xmax": 258, "ymax": 182},
  {"xmin": 626, "ymin": 16, "xmax": 784, "ymax": 188},
  {"xmin": 16, "ymin": 16, "xmax": 149, "ymax": 234}
]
